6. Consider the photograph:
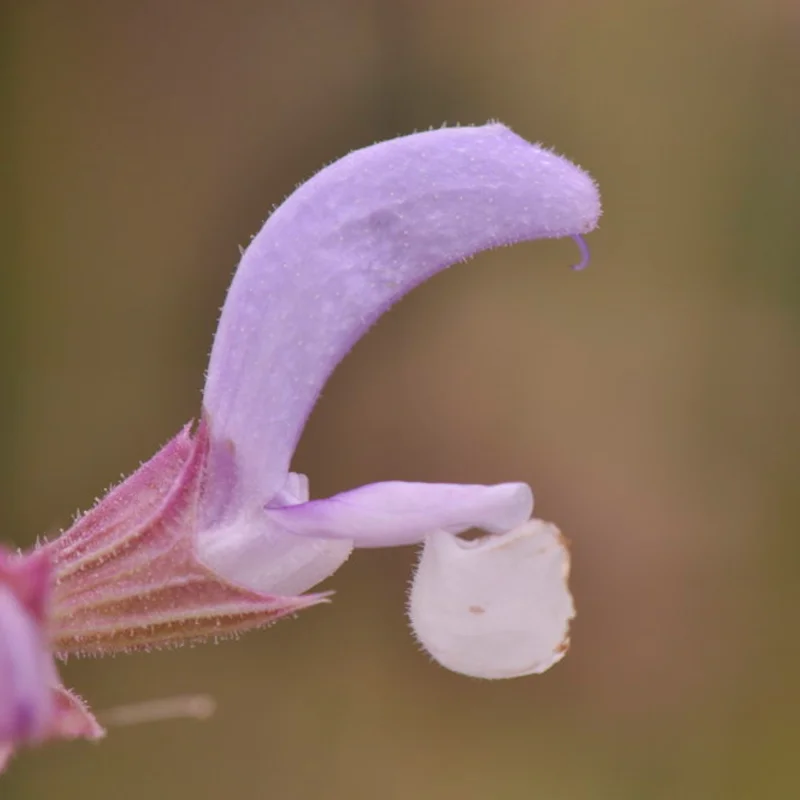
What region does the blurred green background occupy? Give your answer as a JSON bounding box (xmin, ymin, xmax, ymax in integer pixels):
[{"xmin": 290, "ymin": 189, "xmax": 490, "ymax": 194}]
[{"xmin": 4, "ymin": 1, "xmax": 799, "ymax": 798}]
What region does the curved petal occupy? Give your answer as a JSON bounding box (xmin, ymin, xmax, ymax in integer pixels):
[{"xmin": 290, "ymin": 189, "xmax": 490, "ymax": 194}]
[
  {"xmin": 264, "ymin": 481, "xmax": 534, "ymax": 548},
  {"xmin": 409, "ymin": 519, "xmax": 574, "ymax": 679},
  {"xmin": 203, "ymin": 123, "xmax": 601, "ymax": 508}
]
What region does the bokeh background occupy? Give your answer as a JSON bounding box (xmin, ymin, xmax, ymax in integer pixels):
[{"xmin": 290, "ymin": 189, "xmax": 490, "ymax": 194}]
[{"xmin": 4, "ymin": 1, "xmax": 799, "ymax": 798}]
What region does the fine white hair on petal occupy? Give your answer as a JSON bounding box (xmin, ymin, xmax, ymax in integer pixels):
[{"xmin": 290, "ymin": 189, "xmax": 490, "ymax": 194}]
[{"xmin": 408, "ymin": 519, "xmax": 574, "ymax": 679}]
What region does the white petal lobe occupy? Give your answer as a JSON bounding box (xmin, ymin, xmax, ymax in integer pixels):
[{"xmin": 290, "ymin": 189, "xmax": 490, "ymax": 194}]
[{"xmin": 409, "ymin": 519, "xmax": 574, "ymax": 679}]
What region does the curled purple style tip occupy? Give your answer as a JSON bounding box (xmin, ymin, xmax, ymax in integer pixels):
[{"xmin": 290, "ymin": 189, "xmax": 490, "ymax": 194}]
[{"xmin": 571, "ymin": 235, "xmax": 591, "ymax": 271}]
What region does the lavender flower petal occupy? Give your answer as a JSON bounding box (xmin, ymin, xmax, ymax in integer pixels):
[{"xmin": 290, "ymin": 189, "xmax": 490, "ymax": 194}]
[
  {"xmin": 204, "ymin": 123, "xmax": 600, "ymax": 510},
  {"xmin": 264, "ymin": 481, "xmax": 533, "ymax": 548}
]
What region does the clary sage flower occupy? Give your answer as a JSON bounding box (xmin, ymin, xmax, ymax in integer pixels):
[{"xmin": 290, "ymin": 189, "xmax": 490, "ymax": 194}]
[{"xmin": 0, "ymin": 123, "xmax": 600, "ymax": 771}]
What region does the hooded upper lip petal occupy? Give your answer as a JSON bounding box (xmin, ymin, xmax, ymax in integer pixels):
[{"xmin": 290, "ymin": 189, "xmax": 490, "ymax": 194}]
[{"xmin": 203, "ymin": 123, "xmax": 600, "ymax": 515}]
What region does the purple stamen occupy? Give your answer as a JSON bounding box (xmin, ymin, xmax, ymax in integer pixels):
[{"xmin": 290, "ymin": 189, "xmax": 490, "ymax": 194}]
[{"xmin": 571, "ymin": 234, "xmax": 591, "ymax": 271}]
